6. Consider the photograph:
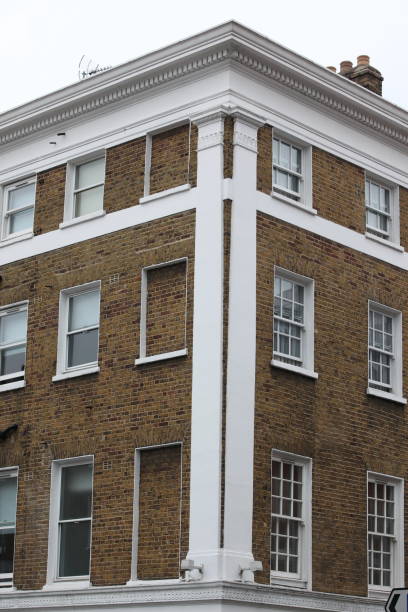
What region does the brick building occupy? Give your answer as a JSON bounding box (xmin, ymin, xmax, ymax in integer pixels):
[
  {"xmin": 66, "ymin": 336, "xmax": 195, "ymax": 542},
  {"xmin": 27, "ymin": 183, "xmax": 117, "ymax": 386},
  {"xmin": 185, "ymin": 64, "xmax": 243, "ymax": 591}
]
[{"xmin": 0, "ymin": 21, "xmax": 407, "ymax": 612}]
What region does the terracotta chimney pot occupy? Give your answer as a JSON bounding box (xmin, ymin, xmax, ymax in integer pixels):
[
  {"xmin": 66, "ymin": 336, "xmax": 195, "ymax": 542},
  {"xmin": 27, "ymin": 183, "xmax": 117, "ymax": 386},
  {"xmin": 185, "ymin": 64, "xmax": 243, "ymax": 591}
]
[
  {"xmin": 339, "ymin": 60, "xmax": 353, "ymax": 74},
  {"xmin": 357, "ymin": 55, "xmax": 370, "ymax": 66},
  {"xmin": 327, "ymin": 66, "xmax": 337, "ymax": 73}
]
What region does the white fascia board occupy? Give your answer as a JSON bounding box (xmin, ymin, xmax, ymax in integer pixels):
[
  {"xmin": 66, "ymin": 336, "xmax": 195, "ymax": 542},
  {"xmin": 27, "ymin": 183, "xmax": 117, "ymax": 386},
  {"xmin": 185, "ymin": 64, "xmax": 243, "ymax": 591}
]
[
  {"xmin": 0, "ymin": 73, "xmax": 233, "ymax": 183},
  {"xmin": 0, "ymin": 21, "xmax": 407, "ymax": 150},
  {"xmin": 0, "ymin": 581, "xmax": 389, "ymax": 611}
]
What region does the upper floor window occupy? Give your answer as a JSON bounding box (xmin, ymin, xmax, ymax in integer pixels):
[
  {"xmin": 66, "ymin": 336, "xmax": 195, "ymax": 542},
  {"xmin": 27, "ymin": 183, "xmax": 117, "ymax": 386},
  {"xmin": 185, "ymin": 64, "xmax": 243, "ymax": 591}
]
[
  {"xmin": 272, "ymin": 269, "xmax": 317, "ymax": 379},
  {"xmin": 273, "ymin": 138, "xmax": 302, "ymax": 202},
  {"xmin": 47, "ymin": 457, "xmax": 93, "ymax": 584},
  {"xmin": 2, "ymin": 178, "xmax": 36, "ymax": 242},
  {"xmin": 0, "ymin": 469, "xmax": 18, "ymax": 588},
  {"xmin": 62, "ymin": 157, "xmax": 105, "ymax": 227},
  {"xmin": 367, "ymin": 473, "xmax": 404, "ymax": 594},
  {"xmin": 271, "ymin": 451, "xmax": 311, "ymax": 589},
  {"xmin": 365, "ymin": 177, "xmax": 400, "ymax": 246},
  {"xmin": 0, "ymin": 303, "xmax": 27, "ymax": 391},
  {"xmin": 53, "ymin": 282, "xmax": 101, "ymax": 381},
  {"xmin": 367, "ymin": 302, "xmax": 405, "ymax": 404}
]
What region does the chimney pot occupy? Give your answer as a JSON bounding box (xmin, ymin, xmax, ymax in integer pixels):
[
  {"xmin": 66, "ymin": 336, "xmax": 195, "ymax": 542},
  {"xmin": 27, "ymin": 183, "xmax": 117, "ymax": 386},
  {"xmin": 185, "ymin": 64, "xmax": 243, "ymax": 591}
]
[
  {"xmin": 339, "ymin": 60, "xmax": 353, "ymax": 74},
  {"xmin": 357, "ymin": 55, "xmax": 370, "ymax": 66},
  {"xmin": 327, "ymin": 66, "xmax": 337, "ymax": 73}
]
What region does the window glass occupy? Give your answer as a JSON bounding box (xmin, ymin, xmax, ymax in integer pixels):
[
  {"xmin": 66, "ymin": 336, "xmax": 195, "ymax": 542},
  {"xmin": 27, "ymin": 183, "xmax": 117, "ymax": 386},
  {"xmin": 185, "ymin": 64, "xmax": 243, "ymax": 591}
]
[
  {"xmin": 75, "ymin": 159, "xmax": 104, "ymax": 190},
  {"xmin": 0, "ymin": 476, "xmax": 17, "ymax": 577},
  {"xmin": 68, "ymin": 291, "xmax": 99, "ymax": 331},
  {"xmin": 7, "ymin": 184, "xmax": 35, "ymax": 211},
  {"xmin": 58, "ymin": 463, "xmax": 93, "ymax": 578}
]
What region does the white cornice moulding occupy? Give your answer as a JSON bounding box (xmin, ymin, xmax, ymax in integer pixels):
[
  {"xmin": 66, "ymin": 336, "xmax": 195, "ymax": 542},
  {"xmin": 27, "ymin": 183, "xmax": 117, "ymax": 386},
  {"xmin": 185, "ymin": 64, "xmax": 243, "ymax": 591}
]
[
  {"xmin": 0, "ymin": 22, "xmax": 407, "ymax": 148},
  {"xmin": 0, "ymin": 581, "xmax": 389, "ymax": 610}
]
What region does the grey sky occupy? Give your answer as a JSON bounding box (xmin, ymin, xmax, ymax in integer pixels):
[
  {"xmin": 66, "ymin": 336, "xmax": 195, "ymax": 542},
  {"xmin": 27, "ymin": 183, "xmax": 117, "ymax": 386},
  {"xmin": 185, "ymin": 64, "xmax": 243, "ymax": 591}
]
[{"xmin": 1, "ymin": 0, "xmax": 407, "ymax": 114}]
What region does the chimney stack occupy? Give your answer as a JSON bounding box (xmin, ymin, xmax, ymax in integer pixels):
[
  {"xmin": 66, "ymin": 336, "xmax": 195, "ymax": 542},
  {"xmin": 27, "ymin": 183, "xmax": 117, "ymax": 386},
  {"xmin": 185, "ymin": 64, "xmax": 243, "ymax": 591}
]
[{"xmin": 338, "ymin": 55, "xmax": 383, "ymax": 96}]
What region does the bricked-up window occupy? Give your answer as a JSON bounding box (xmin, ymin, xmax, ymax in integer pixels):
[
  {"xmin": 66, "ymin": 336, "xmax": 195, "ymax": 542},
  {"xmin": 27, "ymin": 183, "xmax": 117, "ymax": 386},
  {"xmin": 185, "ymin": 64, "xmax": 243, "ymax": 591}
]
[
  {"xmin": 272, "ymin": 268, "xmax": 316, "ymax": 378},
  {"xmin": 367, "ymin": 473, "xmax": 404, "ymax": 593},
  {"xmin": 143, "ymin": 124, "xmax": 194, "ymax": 199},
  {"xmin": 367, "ymin": 302, "xmax": 404, "ymax": 403},
  {"xmin": 135, "ymin": 259, "xmax": 188, "ymax": 365},
  {"xmin": 271, "ymin": 451, "xmax": 311, "ymax": 589},
  {"xmin": 63, "ymin": 156, "xmax": 105, "ymax": 224},
  {"xmin": 0, "ymin": 469, "xmax": 18, "ymax": 588},
  {"xmin": 0, "ymin": 302, "xmax": 28, "ymax": 392},
  {"xmin": 53, "ymin": 281, "xmax": 101, "ymax": 381},
  {"xmin": 47, "ymin": 457, "xmax": 93, "ymax": 585},
  {"xmin": 1, "ymin": 177, "xmax": 36, "ymax": 241},
  {"xmin": 134, "ymin": 445, "xmax": 182, "ymax": 580}
]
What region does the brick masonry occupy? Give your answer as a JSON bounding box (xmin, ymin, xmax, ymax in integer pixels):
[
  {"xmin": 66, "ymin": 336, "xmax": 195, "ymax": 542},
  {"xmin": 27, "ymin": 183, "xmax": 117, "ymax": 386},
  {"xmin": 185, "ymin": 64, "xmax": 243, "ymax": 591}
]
[
  {"xmin": 0, "ymin": 210, "xmax": 195, "ymax": 590},
  {"xmin": 145, "ymin": 261, "xmax": 187, "ymax": 357},
  {"xmin": 254, "ymin": 211, "xmax": 408, "ymax": 595},
  {"xmin": 137, "ymin": 445, "xmax": 182, "ymax": 579},
  {"xmin": 31, "ymin": 124, "xmax": 197, "ymax": 237}
]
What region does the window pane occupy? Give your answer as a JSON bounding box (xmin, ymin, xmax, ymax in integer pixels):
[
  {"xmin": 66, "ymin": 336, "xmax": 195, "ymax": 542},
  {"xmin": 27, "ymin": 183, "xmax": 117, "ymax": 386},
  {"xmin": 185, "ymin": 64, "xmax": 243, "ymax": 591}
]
[
  {"xmin": 0, "ymin": 311, "xmax": 27, "ymax": 345},
  {"xmin": 291, "ymin": 147, "xmax": 301, "ymax": 173},
  {"xmin": 7, "ymin": 183, "xmax": 35, "ymax": 211},
  {"xmin": 9, "ymin": 208, "xmax": 34, "ymax": 234},
  {"xmin": 0, "ymin": 346, "xmax": 25, "ymax": 376},
  {"xmin": 272, "ymin": 139, "xmax": 279, "ymax": 163},
  {"xmin": 75, "ymin": 158, "xmax": 105, "ymax": 190},
  {"xmin": 67, "ymin": 329, "xmax": 99, "ymax": 367},
  {"xmin": 370, "ymin": 183, "xmax": 380, "ymax": 208},
  {"xmin": 276, "ymin": 170, "xmax": 288, "ymax": 189},
  {"xmin": 280, "ymin": 143, "xmax": 291, "ymax": 169},
  {"xmin": 68, "ymin": 291, "xmax": 100, "ymax": 331},
  {"xmin": 58, "ymin": 520, "xmax": 91, "ymax": 577},
  {"xmin": 288, "ymin": 555, "xmax": 298, "ymax": 573},
  {"xmin": 0, "ymin": 478, "xmax": 17, "ymax": 526},
  {"xmin": 0, "ymin": 529, "xmax": 15, "ymax": 574},
  {"xmin": 60, "ymin": 464, "xmax": 92, "ymax": 520},
  {"xmin": 75, "ymin": 185, "xmax": 104, "ymax": 217}
]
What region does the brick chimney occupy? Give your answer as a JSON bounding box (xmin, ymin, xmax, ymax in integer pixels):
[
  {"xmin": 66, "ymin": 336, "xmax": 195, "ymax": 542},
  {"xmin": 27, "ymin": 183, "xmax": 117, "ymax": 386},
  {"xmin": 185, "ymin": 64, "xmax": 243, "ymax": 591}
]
[{"xmin": 340, "ymin": 55, "xmax": 383, "ymax": 96}]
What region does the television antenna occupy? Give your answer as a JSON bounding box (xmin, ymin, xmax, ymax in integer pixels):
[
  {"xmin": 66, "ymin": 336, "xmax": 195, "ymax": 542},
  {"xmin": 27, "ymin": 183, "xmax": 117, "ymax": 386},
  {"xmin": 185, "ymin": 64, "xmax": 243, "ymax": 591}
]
[{"xmin": 78, "ymin": 55, "xmax": 112, "ymax": 80}]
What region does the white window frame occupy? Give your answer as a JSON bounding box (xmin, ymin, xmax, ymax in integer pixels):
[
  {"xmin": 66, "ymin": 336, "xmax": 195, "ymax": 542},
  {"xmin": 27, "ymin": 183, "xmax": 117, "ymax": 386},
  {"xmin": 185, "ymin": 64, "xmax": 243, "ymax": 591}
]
[
  {"xmin": 0, "ymin": 467, "xmax": 18, "ymax": 590},
  {"xmin": 271, "ymin": 450, "xmax": 312, "ymax": 590},
  {"xmin": 0, "ymin": 301, "xmax": 28, "ymax": 392},
  {"xmin": 135, "ymin": 258, "xmax": 188, "ymax": 366},
  {"xmin": 46, "ymin": 456, "xmax": 93, "ymax": 589},
  {"xmin": 367, "ymin": 471, "xmax": 404, "ymax": 598},
  {"xmin": 271, "ymin": 267, "xmax": 317, "ymax": 379},
  {"xmin": 127, "ymin": 442, "xmax": 183, "ymax": 585},
  {"xmin": 365, "ymin": 174, "xmax": 400, "ymax": 249},
  {"xmin": 61, "ymin": 154, "xmax": 106, "ymax": 229},
  {"xmin": 1, "ymin": 177, "xmax": 36, "ymax": 245},
  {"xmin": 271, "ymin": 132, "xmax": 314, "ymax": 213},
  {"xmin": 53, "ymin": 281, "xmax": 101, "ymax": 382},
  {"xmin": 367, "ymin": 301, "xmax": 405, "ymax": 404}
]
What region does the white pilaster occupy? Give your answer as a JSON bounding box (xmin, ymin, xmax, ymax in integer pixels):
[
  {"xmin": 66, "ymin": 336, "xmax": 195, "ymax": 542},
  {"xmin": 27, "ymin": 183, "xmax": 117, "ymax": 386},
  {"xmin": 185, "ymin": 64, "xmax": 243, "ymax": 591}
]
[
  {"xmin": 187, "ymin": 111, "xmax": 225, "ymax": 580},
  {"xmin": 223, "ymin": 110, "xmax": 264, "ymax": 582}
]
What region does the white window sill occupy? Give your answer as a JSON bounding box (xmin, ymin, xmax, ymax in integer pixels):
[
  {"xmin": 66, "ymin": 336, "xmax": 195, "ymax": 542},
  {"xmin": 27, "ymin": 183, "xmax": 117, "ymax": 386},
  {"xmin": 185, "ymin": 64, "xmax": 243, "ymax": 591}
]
[
  {"xmin": 126, "ymin": 578, "xmax": 181, "ymax": 587},
  {"xmin": 42, "ymin": 580, "xmax": 90, "ymax": 591},
  {"xmin": 270, "ymin": 574, "xmax": 308, "ymax": 589},
  {"xmin": 135, "ymin": 348, "xmax": 188, "ymax": 365},
  {"xmin": 59, "ymin": 210, "xmax": 106, "ymax": 229},
  {"xmin": 271, "ymin": 359, "xmax": 318, "ymax": 379},
  {"xmin": 0, "ymin": 231, "xmax": 33, "ymax": 248},
  {"xmin": 140, "ymin": 183, "xmax": 191, "ymax": 204},
  {"xmin": 365, "ymin": 232, "xmax": 404, "ymax": 253},
  {"xmin": 366, "ymin": 387, "xmax": 407, "ymax": 405},
  {"xmin": 368, "ymin": 588, "xmax": 391, "ymax": 600},
  {"xmin": 52, "ymin": 366, "xmax": 100, "ymax": 382},
  {"xmin": 271, "ymin": 191, "xmax": 317, "ymax": 215},
  {"xmin": 0, "ymin": 380, "xmax": 25, "ymax": 392}
]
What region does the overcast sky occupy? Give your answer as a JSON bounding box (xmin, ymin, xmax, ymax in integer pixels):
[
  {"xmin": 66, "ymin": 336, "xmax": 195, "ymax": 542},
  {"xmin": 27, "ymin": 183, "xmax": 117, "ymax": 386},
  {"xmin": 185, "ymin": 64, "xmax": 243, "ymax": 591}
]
[{"xmin": 1, "ymin": 0, "xmax": 407, "ymax": 115}]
